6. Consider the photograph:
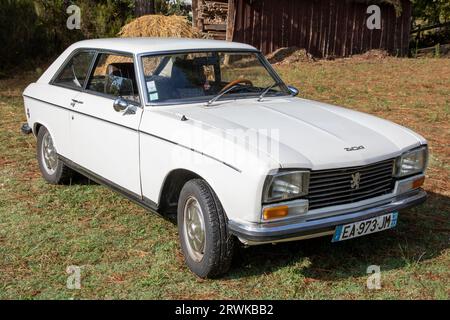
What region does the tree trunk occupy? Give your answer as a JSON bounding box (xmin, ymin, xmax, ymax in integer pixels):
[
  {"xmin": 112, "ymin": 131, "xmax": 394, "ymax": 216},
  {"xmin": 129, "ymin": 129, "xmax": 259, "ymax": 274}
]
[{"xmin": 134, "ymin": 0, "xmax": 155, "ymax": 17}]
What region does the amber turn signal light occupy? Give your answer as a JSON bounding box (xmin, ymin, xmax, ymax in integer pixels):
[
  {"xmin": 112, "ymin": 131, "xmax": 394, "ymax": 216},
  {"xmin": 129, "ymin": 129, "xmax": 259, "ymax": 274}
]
[
  {"xmin": 263, "ymin": 205, "xmax": 289, "ymax": 220},
  {"xmin": 412, "ymin": 176, "xmax": 425, "ymax": 189}
]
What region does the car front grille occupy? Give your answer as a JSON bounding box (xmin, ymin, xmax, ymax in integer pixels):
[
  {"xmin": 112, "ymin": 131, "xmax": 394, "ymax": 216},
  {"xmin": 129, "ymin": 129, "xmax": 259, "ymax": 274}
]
[{"xmin": 308, "ymin": 158, "xmax": 395, "ymax": 210}]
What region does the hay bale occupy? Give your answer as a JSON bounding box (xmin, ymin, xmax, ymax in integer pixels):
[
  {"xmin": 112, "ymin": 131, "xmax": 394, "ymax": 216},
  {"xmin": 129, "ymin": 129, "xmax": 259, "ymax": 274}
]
[{"xmin": 118, "ymin": 15, "xmax": 201, "ymax": 38}]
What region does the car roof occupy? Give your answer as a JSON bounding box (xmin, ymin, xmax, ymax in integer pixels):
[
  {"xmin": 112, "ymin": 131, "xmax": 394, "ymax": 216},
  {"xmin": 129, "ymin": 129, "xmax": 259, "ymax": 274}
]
[
  {"xmin": 72, "ymin": 37, "xmax": 257, "ymax": 54},
  {"xmin": 36, "ymin": 38, "xmax": 259, "ymax": 85}
]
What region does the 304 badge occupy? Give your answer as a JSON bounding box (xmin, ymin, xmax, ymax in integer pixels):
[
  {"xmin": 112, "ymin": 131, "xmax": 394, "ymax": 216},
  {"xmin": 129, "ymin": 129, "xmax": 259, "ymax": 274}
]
[{"xmin": 332, "ymin": 212, "xmax": 398, "ymax": 242}]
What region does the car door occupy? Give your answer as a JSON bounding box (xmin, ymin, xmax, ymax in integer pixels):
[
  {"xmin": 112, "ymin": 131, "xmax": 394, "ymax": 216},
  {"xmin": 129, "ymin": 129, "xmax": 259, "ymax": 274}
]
[
  {"xmin": 40, "ymin": 50, "xmax": 96, "ymax": 158},
  {"xmin": 68, "ymin": 51, "xmax": 143, "ymax": 196}
]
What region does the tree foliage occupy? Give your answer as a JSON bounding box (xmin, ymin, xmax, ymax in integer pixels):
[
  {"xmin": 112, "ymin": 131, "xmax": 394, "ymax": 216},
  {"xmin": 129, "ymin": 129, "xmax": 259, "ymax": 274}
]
[
  {"xmin": 0, "ymin": 0, "xmax": 193, "ymax": 74},
  {"xmin": 412, "ymin": 0, "xmax": 450, "ymax": 26},
  {"xmin": 411, "ymin": 0, "xmax": 450, "ymax": 49}
]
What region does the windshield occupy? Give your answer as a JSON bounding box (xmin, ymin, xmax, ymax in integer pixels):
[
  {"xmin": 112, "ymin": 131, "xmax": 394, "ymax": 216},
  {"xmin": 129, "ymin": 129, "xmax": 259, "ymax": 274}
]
[{"xmin": 140, "ymin": 51, "xmax": 289, "ymax": 104}]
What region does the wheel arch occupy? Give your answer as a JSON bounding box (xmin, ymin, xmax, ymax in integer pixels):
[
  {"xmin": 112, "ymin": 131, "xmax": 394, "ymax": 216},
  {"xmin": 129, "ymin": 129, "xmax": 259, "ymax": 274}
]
[
  {"xmin": 33, "ymin": 122, "xmax": 44, "ymax": 137},
  {"xmin": 32, "ymin": 122, "xmax": 66, "ymax": 158},
  {"xmin": 158, "ymin": 168, "xmax": 218, "ymax": 216}
]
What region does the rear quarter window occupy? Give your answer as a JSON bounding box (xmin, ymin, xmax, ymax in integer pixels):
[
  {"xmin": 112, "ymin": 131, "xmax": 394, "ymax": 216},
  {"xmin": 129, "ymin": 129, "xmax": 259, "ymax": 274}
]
[{"xmin": 53, "ymin": 51, "xmax": 95, "ymax": 90}]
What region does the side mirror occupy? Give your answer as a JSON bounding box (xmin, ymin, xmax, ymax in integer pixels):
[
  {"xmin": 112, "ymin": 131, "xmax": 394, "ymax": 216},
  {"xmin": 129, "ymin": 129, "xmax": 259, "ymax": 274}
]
[
  {"xmin": 287, "ymin": 85, "xmax": 299, "ymax": 96},
  {"xmin": 113, "ymin": 97, "xmax": 128, "ymax": 112}
]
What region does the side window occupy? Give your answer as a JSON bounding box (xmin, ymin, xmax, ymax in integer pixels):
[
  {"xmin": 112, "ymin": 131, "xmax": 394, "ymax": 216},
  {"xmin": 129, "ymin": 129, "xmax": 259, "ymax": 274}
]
[
  {"xmin": 86, "ymin": 53, "xmax": 140, "ymax": 103},
  {"xmin": 53, "ymin": 51, "xmax": 95, "ymax": 90}
]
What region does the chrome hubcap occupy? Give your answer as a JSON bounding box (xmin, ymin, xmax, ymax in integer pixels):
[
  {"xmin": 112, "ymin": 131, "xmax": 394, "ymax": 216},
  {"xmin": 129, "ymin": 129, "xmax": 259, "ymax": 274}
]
[
  {"xmin": 42, "ymin": 132, "xmax": 57, "ymax": 174},
  {"xmin": 183, "ymin": 196, "xmax": 206, "ymax": 262}
]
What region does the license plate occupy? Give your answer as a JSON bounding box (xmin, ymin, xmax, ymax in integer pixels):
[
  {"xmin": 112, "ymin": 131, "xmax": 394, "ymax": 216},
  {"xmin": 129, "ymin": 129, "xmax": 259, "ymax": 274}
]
[{"xmin": 332, "ymin": 212, "xmax": 398, "ymax": 242}]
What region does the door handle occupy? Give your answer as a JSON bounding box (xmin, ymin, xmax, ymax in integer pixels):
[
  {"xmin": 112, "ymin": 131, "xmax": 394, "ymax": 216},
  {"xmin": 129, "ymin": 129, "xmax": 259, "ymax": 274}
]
[{"xmin": 71, "ymin": 99, "xmax": 84, "ymax": 104}]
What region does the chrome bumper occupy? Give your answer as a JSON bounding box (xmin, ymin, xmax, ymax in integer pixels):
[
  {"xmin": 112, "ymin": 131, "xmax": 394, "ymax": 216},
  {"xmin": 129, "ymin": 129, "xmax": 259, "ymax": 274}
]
[{"xmin": 228, "ymin": 189, "xmax": 427, "ymax": 245}]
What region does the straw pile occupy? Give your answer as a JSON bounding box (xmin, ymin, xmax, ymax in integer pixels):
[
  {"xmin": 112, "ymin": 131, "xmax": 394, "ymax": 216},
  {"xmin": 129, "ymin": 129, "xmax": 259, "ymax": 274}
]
[
  {"xmin": 266, "ymin": 47, "xmax": 316, "ymax": 65},
  {"xmin": 118, "ymin": 15, "xmax": 201, "ymax": 38}
]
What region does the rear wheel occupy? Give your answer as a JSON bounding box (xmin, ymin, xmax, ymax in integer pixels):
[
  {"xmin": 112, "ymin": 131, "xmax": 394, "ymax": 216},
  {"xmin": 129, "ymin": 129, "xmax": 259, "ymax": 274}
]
[
  {"xmin": 37, "ymin": 127, "xmax": 73, "ymax": 184},
  {"xmin": 178, "ymin": 179, "xmax": 235, "ymax": 278}
]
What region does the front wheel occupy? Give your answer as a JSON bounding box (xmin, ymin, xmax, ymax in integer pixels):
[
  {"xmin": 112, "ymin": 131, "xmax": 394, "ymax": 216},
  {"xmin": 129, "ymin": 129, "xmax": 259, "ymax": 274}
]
[{"xmin": 178, "ymin": 179, "xmax": 235, "ymax": 278}]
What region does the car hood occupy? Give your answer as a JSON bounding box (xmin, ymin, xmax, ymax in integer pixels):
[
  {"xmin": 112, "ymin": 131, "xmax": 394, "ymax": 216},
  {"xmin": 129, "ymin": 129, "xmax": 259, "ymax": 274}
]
[{"xmin": 153, "ymin": 97, "xmax": 426, "ymax": 170}]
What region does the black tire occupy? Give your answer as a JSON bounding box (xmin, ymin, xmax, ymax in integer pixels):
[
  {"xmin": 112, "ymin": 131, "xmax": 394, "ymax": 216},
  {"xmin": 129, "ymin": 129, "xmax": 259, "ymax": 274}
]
[
  {"xmin": 36, "ymin": 126, "xmax": 73, "ymax": 184},
  {"xmin": 178, "ymin": 179, "xmax": 235, "ymax": 278}
]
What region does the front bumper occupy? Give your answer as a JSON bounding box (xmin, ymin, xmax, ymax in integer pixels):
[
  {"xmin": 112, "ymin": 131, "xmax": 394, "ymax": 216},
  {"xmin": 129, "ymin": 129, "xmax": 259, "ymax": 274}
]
[{"xmin": 228, "ymin": 188, "xmax": 427, "ymax": 245}]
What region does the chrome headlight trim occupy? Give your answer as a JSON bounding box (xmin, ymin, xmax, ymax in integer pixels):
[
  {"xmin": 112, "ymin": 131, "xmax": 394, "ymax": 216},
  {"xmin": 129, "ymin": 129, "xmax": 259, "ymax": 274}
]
[
  {"xmin": 394, "ymin": 145, "xmax": 428, "ymax": 178},
  {"xmin": 262, "ymin": 170, "xmax": 310, "ymax": 203}
]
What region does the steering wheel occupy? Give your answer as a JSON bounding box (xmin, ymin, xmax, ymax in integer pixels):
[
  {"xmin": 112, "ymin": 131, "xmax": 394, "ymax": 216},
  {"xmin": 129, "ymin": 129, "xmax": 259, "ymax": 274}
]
[{"xmin": 220, "ymin": 78, "xmax": 253, "ymax": 93}]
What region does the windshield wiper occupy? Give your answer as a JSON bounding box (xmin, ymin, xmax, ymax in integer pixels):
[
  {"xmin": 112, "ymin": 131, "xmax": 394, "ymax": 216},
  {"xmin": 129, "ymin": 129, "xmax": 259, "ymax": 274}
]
[
  {"xmin": 206, "ymin": 84, "xmax": 240, "ymax": 106},
  {"xmin": 257, "ymin": 82, "xmax": 282, "ymax": 102}
]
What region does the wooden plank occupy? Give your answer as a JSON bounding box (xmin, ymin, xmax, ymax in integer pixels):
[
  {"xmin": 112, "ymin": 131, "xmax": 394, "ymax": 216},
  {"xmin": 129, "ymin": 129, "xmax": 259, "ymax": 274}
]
[
  {"xmin": 207, "ymin": 32, "xmax": 226, "ymax": 40},
  {"xmin": 269, "ymin": 0, "xmax": 274, "ymax": 53},
  {"xmin": 322, "ymin": 0, "xmax": 330, "ymax": 57},
  {"xmin": 307, "ymin": 1, "xmax": 314, "ymax": 53},
  {"xmin": 350, "ymin": 2, "xmax": 355, "ymax": 55},
  {"xmin": 325, "ymin": 0, "xmax": 333, "ymax": 57},
  {"xmin": 288, "ymin": 0, "xmax": 295, "ymax": 47},
  {"xmin": 252, "ymin": 1, "xmax": 258, "ymax": 46},
  {"xmin": 245, "ymin": 0, "xmax": 252, "ymax": 44},
  {"xmin": 379, "ymin": 2, "xmax": 385, "ymax": 49},
  {"xmin": 332, "ymin": 0, "xmax": 340, "ymax": 56},
  {"xmin": 192, "ymin": 0, "xmax": 199, "ymax": 28},
  {"xmin": 342, "ymin": 1, "xmax": 349, "ymax": 56},
  {"xmin": 358, "ymin": 2, "xmax": 364, "ymax": 54},
  {"xmin": 403, "ymin": 0, "xmax": 412, "ymax": 55},
  {"xmin": 260, "ymin": 0, "xmax": 266, "ymax": 52},
  {"xmin": 311, "ymin": 1, "xmax": 319, "ymax": 56},
  {"xmin": 204, "ymin": 23, "xmax": 227, "ymax": 31},
  {"xmin": 317, "ymin": 0, "xmax": 323, "ymax": 56}
]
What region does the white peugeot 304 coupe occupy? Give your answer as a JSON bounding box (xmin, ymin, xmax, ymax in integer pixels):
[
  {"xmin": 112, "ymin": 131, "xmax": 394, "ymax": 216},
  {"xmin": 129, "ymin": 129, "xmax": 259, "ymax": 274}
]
[{"xmin": 22, "ymin": 38, "xmax": 428, "ymax": 277}]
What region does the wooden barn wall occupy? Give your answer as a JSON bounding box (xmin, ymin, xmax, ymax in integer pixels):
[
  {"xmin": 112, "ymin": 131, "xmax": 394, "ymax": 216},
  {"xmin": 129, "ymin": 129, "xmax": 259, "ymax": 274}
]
[{"xmin": 231, "ymin": 0, "xmax": 412, "ymax": 57}]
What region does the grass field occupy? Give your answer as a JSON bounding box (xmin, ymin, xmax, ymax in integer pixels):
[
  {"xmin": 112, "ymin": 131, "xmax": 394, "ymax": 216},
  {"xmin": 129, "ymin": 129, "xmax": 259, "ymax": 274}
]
[{"xmin": 0, "ymin": 57, "xmax": 449, "ymax": 299}]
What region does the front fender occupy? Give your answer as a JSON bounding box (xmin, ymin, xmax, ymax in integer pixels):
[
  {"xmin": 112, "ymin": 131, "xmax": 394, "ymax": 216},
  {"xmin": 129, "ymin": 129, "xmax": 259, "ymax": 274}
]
[{"xmin": 139, "ymin": 131, "xmax": 270, "ymax": 223}]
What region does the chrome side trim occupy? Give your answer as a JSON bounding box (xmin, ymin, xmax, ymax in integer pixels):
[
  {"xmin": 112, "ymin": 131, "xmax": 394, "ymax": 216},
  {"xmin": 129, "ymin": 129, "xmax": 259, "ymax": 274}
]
[
  {"xmin": 228, "ymin": 189, "xmax": 427, "ymax": 244},
  {"xmin": 23, "ymin": 95, "xmax": 138, "ymax": 132},
  {"xmin": 23, "ymin": 95, "xmax": 240, "ymax": 173}
]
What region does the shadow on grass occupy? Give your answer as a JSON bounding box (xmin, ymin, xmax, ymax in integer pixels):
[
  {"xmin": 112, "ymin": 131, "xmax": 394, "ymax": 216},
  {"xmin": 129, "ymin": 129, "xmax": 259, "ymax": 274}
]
[
  {"xmin": 68, "ymin": 172, "xmax": 99, "ymax": 186},
  {"xmin": 228, "ymin": 191, "xmax": 449, "ymax": 280}
]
